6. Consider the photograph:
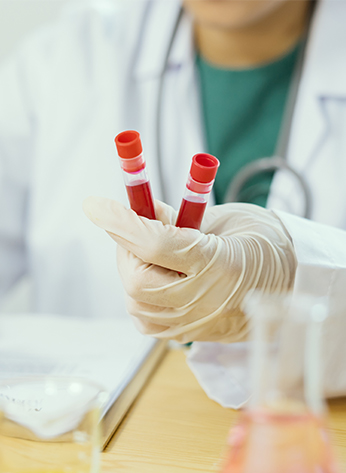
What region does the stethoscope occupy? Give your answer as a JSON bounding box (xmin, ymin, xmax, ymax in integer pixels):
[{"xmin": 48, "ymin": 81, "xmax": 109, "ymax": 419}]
[{"xmin": 156, "ymin": 7, "xmax": 313, "ymax": 219}]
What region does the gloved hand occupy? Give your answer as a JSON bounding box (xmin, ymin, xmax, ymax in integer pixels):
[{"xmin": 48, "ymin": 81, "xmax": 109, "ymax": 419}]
[{"xmin": 83, "ymin": 197, "xmax": 297, "ymax": 344}]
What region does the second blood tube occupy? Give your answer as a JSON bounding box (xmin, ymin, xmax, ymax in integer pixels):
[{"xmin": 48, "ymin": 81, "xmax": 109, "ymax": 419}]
[{"xmin": 176, "ymin": 153, "xmax": 220, "ymax": 230}]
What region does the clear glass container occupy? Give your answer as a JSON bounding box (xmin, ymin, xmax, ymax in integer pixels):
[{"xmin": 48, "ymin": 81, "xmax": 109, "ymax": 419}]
[
  {"xmin": 220, "ymin": 292, "xmax": 341, "ymax": 473},
  {"xmin": 0, "ymin": 377, "xmax": 108, "ymax": 473}
]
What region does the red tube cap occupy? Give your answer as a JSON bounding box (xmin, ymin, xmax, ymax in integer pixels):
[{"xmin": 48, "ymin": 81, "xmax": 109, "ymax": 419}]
[
  {"xmin": 190, "ymin": 153, "xmax": 220, "ymax": 183},
  {"xmin": 115, "ymin": 130, "xmax": 143, "ymax": 159}
]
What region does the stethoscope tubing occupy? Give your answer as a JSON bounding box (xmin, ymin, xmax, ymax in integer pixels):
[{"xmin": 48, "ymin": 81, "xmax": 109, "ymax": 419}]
[
  {"xmin": 156, "ymin": 6, "xmax": 312, "ymax": 219},
  {"xmin": 224, "ymin": 156, "xmax": 312, "ymax": 219},
  {"xmin": 156, "ymin": 7, "xmax": 184, "ymax": 204}
]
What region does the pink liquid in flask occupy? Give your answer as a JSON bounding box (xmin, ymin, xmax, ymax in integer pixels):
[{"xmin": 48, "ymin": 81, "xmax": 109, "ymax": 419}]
[
  {"xmin": 176, "ymin": 153, "xmax": 219, "ymax": 230},
  {"xmin": 220, "ymin": 293, "xmax": 342, "ymax": 473},
  {"xmin": 221, "ymin": 409, "xmax": 340, "ymax": 473},
  {"xmin": 115, "ymin": 130, "xmax": 156, "ymax": 220}
]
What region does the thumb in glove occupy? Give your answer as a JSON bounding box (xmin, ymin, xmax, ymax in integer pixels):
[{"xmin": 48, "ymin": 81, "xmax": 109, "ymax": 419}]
[{"xmin": 83, "ymin": 197, "xmax": 297, "ymax": 344}]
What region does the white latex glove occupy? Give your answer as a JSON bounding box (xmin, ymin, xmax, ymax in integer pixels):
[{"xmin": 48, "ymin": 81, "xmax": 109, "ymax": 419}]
[{"xmin": 83, "ymin": 197, "xmax": 297, "ymax": 344}]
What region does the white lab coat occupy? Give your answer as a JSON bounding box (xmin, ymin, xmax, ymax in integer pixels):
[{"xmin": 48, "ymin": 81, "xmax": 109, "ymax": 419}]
[{"xmin": 0, "ymin": 0, "xmax": 346, "ymax": 403}]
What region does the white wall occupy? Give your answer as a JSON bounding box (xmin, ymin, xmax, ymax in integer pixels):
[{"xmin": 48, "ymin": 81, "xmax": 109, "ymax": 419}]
[{"xmin": 0, "ymin": 1, "xmax": 69, "ymax": 63}]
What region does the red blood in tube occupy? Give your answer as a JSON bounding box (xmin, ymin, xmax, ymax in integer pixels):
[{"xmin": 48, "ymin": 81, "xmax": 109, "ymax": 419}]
[
  {"xmin": 176, "ymin": 198, "xmax": 207, "ymax": 230},
  {"xmin": 176, "ymin": 153, "xmax": 219, "ymax": 230},
  {"xmin": 126, "ymin": 180, "xmax": 156, "ymax": 220},
  {"xmin": 115, "ymin": 130, "xmax": 156, "ymax": 220}
]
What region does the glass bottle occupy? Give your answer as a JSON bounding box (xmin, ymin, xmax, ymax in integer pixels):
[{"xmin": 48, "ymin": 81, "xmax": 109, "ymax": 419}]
[{"xmin": 221, "ymin": 292, "xmax": 341, "ymax": 473}]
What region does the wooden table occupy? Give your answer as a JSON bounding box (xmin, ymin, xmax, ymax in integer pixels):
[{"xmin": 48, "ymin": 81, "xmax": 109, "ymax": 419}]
[{"xmin": 102, "ymin": 349, "xmax": 346, "ymax": 473}]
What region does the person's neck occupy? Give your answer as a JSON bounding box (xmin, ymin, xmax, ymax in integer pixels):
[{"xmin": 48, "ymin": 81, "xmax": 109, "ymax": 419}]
[{"xmin": 195, "ymin": 1, "xmax": 311, "ymax": 68}]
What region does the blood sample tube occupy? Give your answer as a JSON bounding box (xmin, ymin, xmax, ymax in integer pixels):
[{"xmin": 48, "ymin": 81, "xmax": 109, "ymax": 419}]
[
  {"xmin": 176, "ymin": 153, "xmax": 220, "ymax": 230},
  {"xmin": 115, "ymin": 130, "xmax": 156, "ymax": 220}
]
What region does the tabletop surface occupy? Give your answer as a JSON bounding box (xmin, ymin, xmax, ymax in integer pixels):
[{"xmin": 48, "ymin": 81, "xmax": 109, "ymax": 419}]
[{"xmin": 102, "ymin": 348, "xmax": 346, "ymax": 473}]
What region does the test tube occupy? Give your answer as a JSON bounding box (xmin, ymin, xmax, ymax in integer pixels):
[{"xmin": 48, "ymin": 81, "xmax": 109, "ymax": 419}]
[
  {"xmin": 176, "ymin": 153, "xmax": 220, "ymax": 230},
  {"xmin": 115, "ymin": 130, "xmax": 156, "ymax": 220}
]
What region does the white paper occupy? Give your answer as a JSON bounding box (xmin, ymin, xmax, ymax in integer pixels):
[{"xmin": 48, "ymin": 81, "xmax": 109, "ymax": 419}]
[
  {"xmin": 186, "ymin": 342, "xmax": 252, "ymax": 409},
  {"xmin": 0, "ymin": 313, "xmax": 156, "ymax": 424}
]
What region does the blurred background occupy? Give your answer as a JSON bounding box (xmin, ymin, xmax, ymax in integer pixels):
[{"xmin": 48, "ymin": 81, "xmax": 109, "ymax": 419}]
[
  {"xmin": 0, "ymin": 1, "xmax": 69, "ymax": 63},
  {"xmin": 0, "ymin": 1, "xmax": 70, "ymax": 312}
]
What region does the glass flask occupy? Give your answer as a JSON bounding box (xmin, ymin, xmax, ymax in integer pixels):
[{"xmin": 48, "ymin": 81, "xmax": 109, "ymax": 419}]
[{"xmin": 221, "ymin": 292, "xmax": 341, "ymax": 473}]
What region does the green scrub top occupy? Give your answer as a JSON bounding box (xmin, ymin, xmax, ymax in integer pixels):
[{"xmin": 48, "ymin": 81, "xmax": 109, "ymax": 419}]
[{"xmin": 197, "ymin": 44, "xmax": 300, "ymax": 207}]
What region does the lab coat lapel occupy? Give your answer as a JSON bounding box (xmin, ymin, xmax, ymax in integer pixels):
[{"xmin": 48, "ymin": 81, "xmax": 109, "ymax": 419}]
[
  {"xmin": 133, "ymin": 1, "xmax": 205, "ymax": 210},
  {"xmin": 159, "ymin": 12, "xmax": 206, "ymax": 209},
  {"xmin": 267, "ymin": 0, "xmax": 346, "ymax": 224}
]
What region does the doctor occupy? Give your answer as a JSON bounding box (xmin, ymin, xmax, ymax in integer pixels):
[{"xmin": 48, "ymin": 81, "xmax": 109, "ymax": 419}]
[
  {"xmin": 1, "ymin": 0, "xmax": 346, "ymax": 404},
  {"xmin": 83, "ymin": 0, "xmax": 346, "ymax": 403}
]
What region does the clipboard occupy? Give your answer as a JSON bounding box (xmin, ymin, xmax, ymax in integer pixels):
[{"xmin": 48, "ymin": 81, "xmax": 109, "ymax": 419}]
[
  {"xmin": 101, "ymin": 340, "xmax": 167, "ymax": 449},
  {"xmin": 0, "ymin": 314, "xmax": 168, "ymax": 449}
]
